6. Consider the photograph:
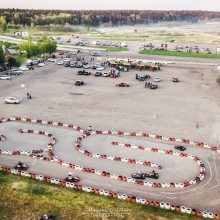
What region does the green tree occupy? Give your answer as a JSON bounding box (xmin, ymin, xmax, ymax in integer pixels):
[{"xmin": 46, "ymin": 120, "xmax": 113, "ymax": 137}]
[
  {"xmin": 0, "ymin": 16, "xmax": 7, "ymax": 32},
  {"xmin": 0, "ymin": 44, "xmax": 5, "ymax": 66}
]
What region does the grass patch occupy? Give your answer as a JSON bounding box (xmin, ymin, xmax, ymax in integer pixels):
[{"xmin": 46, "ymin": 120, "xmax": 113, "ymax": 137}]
[
  {"xmin": 0, "ymin": 171, "xmax": 203, "ymax": 220},
  {"xmin": 104, "ymin": 47, "xmax": 128, "ymax": 52},
  {"xmin": 12, "ymin": 55, "xmax": 27, "ymax": 67},
  {"xmin": 139, "ymin": 50, "xmax": 220, "ymax": 59}
]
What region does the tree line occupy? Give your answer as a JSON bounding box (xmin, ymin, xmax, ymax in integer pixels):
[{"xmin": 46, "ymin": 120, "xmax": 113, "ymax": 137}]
[
  {"xmin": 20, "ymin": 35, "xmax": 57, "ymax": 58},
  {"xmin": 0, "ymin": 9, "xmax": 220, "ymax": 28}
]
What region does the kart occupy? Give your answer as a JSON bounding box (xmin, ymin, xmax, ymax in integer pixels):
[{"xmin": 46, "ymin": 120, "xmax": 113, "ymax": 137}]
[
  {"xmin": 174, "ymin": 145, "xmax": 186, "ymax": 151},
  {"xmin": 14, "ymin": 162, "xmax": 29, "ymax": 171},
  {"xmin": 0, "ymin": 135, "xmax": 6, "ymax": 141},
  {"xmin": 116, "ymin": 83, "xmax": 130, "ymax": 87},
  {"xmin": 132, "ymin": 170, "xmax": 159, "ymax": 180},
  {"xmin": 145, "ymin": 170, "xmax": 159, "ymax": 179},
  {"xmin": 131, "ymin": 172, "xmax": 146, "ymax": 180},
  {"xmin": 64, "ymin": 173, "xmax": 80, "ymax": 182}
]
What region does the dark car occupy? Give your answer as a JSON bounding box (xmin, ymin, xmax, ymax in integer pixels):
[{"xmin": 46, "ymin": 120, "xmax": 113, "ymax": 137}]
[
  {"xmin": 14, "ymin": 162, "xmax": 29, "ymax": 171},
  {"xmin": 131, "ymin": 172, "xmax": 146, "ymax": 180},
  {"xmin": 145, "ymin": 170, "xmax": 159, "ymax": 179},
  {"xmin": 64, "ymin": 173, "xmax": 80, "ymax": 182},
  {"xmin": 70, "ymin": 62, "xmax": 76, "ymax": 68},
  {"xmin": 65, "ymin": 63, "xmax": 70, "ymax": 67},
  {"xmin": 174, "ymin": 145, "xmax": 186, "ymax": 151},
  {"xmin": 76, "ymin": 63, "xmax": 83, "ymax": 68},
  {"xmin": 77, "ymin": 70, "xmax": 91, "ymax": 75},
  {"xmin": 75, "ymin": 80, "xmax": 84, "ymax": 86},
  {"xmin": 116, "ymin": 83, "xmax": 130, "ymax": 87},
  {"xmin": 136, "ymin": 74, "xmax": 151, "ymax": 81},
  {"xmin": 95, "ymin": 71, "xmax": 102, "ymax": 77},
  {"xmin": 117, "ymin": 66, "xmax": 128, "ymax": 72}
]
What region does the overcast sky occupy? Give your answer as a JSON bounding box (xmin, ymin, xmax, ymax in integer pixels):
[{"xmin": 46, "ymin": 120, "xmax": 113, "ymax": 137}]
[{"xmin": 0, "ymin": 0, "xmax": 220, "ymax": 11}]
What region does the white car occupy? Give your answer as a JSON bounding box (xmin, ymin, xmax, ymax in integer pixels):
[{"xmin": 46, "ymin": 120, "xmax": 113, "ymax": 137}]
[
  {"xmin": 57, "ymin": 61, "xmax": 64, "ymax": 65},
  {"xmin": 154, "ymin": 77, "xmax": 161, "ymax": 82},
  {"xmin": 32, "ymin": 60, "xmax": 39, "ymax": 65},
  {"xmin": 47, "ymin": 58, "xmax": 56, "ymax": 62},
  {"xmin": 96, "ymin": 66, "xmax": 105, "ymax": 71},
  {"xmin": 64, "ymin": 58, "xmax": 70, "ymax": 62},
  {"xmin": 4, "ymin": 97, "xmax": 20, "ymax": 104},
  {"xmin": 83, "ymin": 65, "xmax": 91, "ymax": 69},
  {"xmin": 0, "ymin": 75, "xmax": 11, "ymax": 80},
  {"xmin": 38, "ymin": 63, "xmax": 46, "ymax": 67},
  {"xmin": 10, "ymin": 69, "xmax": 23, "ymax": 75},
  {"xmin": 102, "ymin": 72, "xmax": 110, "ymax": 77},
  {"xmin": 19, "ymin": 66, "xmax": 29, "ymax": 71}
]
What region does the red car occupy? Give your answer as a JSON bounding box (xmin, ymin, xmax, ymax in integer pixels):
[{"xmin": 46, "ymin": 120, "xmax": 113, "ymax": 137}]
[{"xmin": 116, "ymin": 83, "xmax": 130, "ymax": 87}]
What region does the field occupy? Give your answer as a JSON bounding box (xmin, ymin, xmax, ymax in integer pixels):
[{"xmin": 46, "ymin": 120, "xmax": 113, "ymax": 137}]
[
  {"xmin": 139, "ymin": 50, "xmax": 220, "ymax": 59},
  {"xmin": 0, "ymin": 171, "xmax": 202, "ymax": 220}
]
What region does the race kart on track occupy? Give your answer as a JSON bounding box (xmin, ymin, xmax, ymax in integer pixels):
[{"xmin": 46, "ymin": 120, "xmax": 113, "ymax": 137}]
[
  {"xmin": 174, "ymin": 145, "xmax": 186, "ymax": 151},
  {"xmin": 0, "ymin": 135, "xmax": 6, "ymax": 141},
  {"xmin": 64, "ymin": 172, "xmax": 80, "ymax": 183},
  {"xmin": 131, "ymin": 172, "xmax": 146, "ymax": 180},
  {"xmin": 145, "ymin": 170, "xmax": 159, "ymax": 179},
  {"xmin": 14, "ymin": 162, "xmax": 29, "ymax": 171}
]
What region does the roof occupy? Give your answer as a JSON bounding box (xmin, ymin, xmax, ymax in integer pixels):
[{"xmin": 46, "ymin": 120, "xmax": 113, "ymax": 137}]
[{"xmin": 2, "ymin": 45, "xmax": 11, "ymax": 57}]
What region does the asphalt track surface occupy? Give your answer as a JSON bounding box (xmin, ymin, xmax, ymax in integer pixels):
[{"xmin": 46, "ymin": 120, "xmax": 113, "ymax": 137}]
[
  {"xmin": 0, "ymin": 54, "xmax": 220, "ymax": 215},
  {"xmin": 0, "ymin": 120, "xmax": 220, "ymax": 214}
]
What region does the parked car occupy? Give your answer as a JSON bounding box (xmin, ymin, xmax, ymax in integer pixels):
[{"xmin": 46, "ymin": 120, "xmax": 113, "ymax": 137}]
[
  {"xmin": 117, "ymin": 66, "xmax": 128, "ymax": 72},
  {"xmin": 116, "ymin": 83, "xmax": 130, "ymax": 87},
  {"xmin": 102, "ymin": 72, "xmax": 110, "ymax": 77},
  {"xmin": 83, "ymin": 64, "xmax": 91, "ymax": 69},
  {"xmin": 32, "ymin": 60, "xmax": 39, "ymax": 65},
  {"xmin": 96, "ymin": 66, "xmax": 105, "ymax": 71},
  {"xmin": 154, "ymin": 77, "xmax": 161, "ymax": 82},
  {"xmin": 65, "ymin": 62, "xmax": 70, "ymax": 67},
  {"xmin": 57, "ymin": 61, "xmax": 64, "ymax": 65},
  {"xmin": 75, "ymin": 80, "xmax": 84, "ymax": 86},
  {"xmin": 47, "ymin": 58, "xmax": 56, "ymax": 62},
  {"xmin": 76, "ymin": 63, "xmax": 83, "ymax": 68},
  {"xmin": 64, "ymin": 58, "xmax": 70, "ymax": 62},
  {"xmin": 4, "ymin": 97, "xmax": 20, "ymax": 104},
  {"xmin": 70, "ymin": 62, "xmax": 77, "ymax": 68},
  {"xmin": 150, "ymin": 83, "xmax": 158, "ymax": 89},
  {"xmin": 38, "ymin": 63, "xmax": 46, "ymax": 67},
  {"xmin": 19, "ymin": 66, "xmax": 29, "ymax": 71},
  {"xmin": 95, "ymin": 71, "xmax": 102, "ymax": 77},
  {"xmin": 77, "ymin": 70, "xmax": 91, "ymax": 75},
  {"xmin": 91, "ymin": 51, "xmax": 101, "ymax": 56},
  {"xmin": 0, "ymin": 75, "xmax": 11, "ymax": 80},
  {"xmin": 9, "ymin": 69, "xmax": 23, "ymax": 75}
]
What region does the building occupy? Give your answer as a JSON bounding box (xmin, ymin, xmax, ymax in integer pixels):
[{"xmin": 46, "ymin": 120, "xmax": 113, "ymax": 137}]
[{"xmin": 2, "ymin": 45, "xmax": 12, "ymax": 63}]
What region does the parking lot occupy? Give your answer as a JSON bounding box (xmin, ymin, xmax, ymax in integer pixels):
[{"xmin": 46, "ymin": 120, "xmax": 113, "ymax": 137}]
[{"xmin": 0, "ymin": 51, "xmax": 220, "ymax": 214}]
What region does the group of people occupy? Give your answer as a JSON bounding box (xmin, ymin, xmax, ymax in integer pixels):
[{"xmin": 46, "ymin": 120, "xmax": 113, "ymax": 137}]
[{"xmin": 27, "ymin": 92, "xmax": 32, "ymax": 99}]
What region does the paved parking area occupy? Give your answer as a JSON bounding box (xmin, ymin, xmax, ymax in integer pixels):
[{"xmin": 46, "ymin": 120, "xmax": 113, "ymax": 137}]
[{"xmin": 0, "ymin": 52, "xmax": 220, "ymax": 213}]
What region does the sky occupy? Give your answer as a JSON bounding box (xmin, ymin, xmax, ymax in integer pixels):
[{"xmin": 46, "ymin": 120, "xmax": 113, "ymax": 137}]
[{"xmin": 0, "ymin": 0, "xmax": 220, "ymax": 11}]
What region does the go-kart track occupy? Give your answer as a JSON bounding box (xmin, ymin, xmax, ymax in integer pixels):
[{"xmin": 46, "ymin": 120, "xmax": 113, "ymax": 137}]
[{"xmin": 0, "ymin": 117, "xmax": 220, "ymax": 219}]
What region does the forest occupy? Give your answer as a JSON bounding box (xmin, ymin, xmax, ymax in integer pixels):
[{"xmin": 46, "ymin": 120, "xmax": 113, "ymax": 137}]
[{"xmin": 0, "ymin": 9, "xmax": 220, "ymax": 27}]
